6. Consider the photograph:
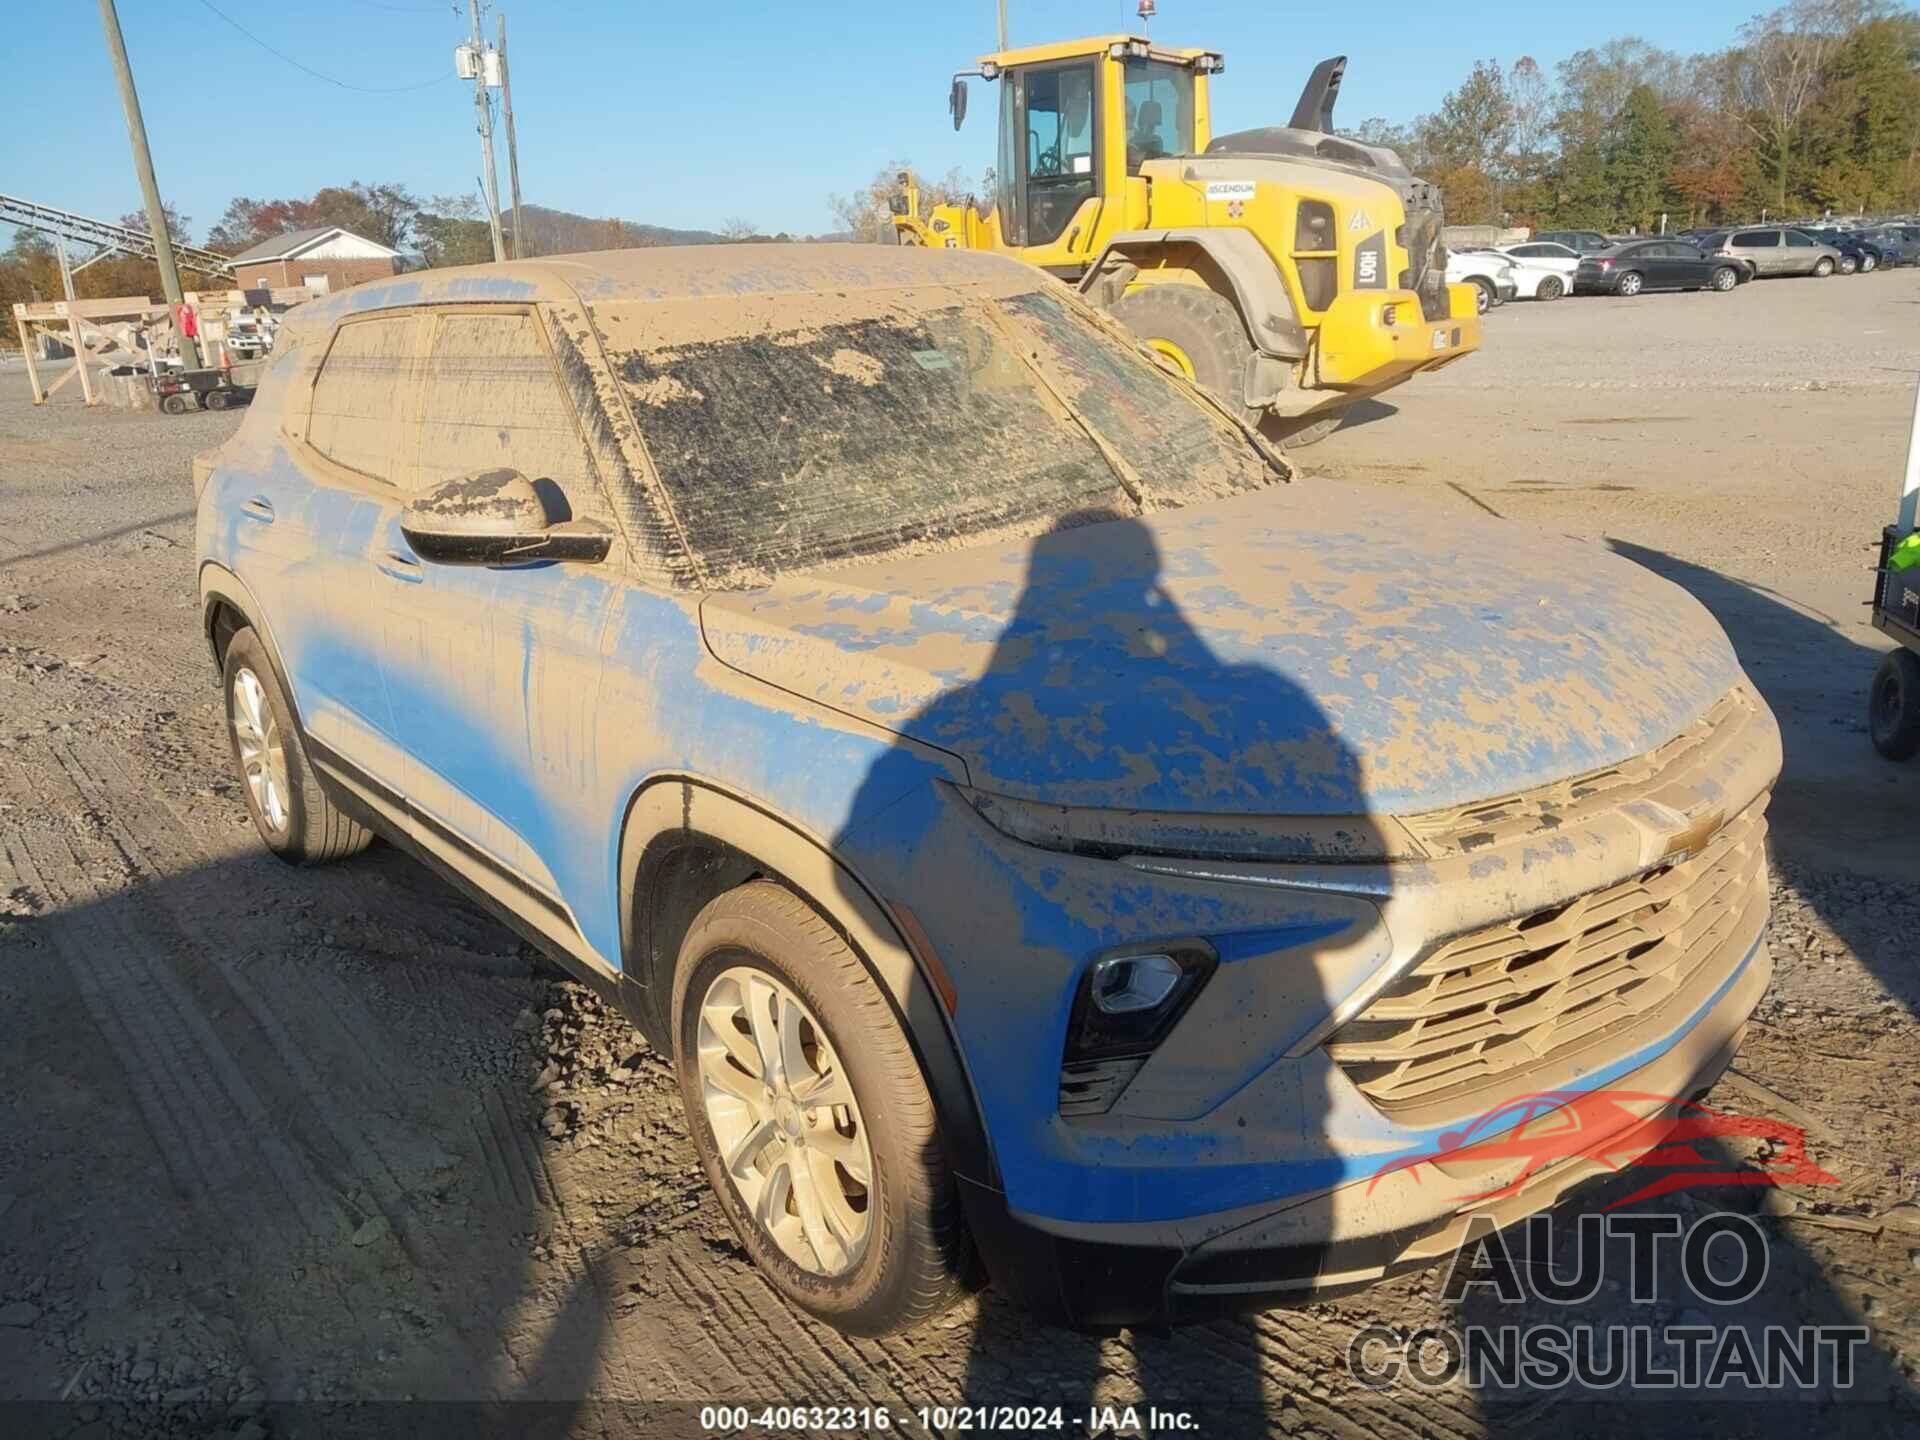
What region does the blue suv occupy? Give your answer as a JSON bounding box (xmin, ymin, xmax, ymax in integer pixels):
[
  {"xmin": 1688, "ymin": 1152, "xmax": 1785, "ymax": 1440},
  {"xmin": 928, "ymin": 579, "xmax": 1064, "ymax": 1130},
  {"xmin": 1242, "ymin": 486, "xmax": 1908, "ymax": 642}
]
[{"xmin": 196, "ymin": 246, "xmax": 1781, "ymax": 1333}]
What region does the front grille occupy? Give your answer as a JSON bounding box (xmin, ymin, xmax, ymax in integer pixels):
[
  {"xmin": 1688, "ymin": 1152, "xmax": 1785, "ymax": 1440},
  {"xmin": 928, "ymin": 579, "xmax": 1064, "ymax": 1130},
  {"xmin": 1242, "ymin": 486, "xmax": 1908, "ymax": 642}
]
[
  {"xmin": 1327, "ymin": 797, "xmax": 1769, "ymax": 1117},
  {"xmin": 1403, "ymin": 690, "xmax": 1751, "ymax": 857}
]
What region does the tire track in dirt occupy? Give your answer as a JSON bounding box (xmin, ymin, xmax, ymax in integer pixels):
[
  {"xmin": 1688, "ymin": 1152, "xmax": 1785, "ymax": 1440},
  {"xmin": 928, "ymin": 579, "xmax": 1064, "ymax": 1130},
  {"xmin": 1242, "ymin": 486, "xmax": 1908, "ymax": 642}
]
[
  {"xmin": 48, "ymin": 732, "xmax": 481, "ymax": 1270},
  {"xmin": 0, "ymin": 739, "xmax": 341, "ymax": 1246}
]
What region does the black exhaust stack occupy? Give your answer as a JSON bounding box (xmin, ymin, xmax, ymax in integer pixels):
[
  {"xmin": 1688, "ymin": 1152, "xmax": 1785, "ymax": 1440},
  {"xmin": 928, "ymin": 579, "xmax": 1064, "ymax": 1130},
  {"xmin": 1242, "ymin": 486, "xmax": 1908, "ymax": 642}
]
[{"xmin": 1289, "ymin": 56, "xmax": 1347, "ymax": 134}]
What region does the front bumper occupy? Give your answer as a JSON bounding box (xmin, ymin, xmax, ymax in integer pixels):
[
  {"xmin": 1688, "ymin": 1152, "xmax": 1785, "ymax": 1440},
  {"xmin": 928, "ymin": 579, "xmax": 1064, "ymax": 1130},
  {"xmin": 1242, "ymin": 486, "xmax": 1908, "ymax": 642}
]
[
  {"xmin": 1309, "ymin": 284, "xmax": 1481, "ymax": 390},
  {"xmin": 957, "ymin": 935, "xmax": 1772, "ymax": 1329}
]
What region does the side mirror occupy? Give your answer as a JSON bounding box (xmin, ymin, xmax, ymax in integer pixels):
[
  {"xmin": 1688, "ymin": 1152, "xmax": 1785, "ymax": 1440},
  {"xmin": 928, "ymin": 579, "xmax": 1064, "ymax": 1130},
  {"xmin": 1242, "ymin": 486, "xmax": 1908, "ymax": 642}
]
[
  {"xmin": 949, "ymin": 76, "xmax": 968, "ymax": 130},
  {"xmin": 401, "ymin": 469, "xmax": 611, "ymax": 566}
]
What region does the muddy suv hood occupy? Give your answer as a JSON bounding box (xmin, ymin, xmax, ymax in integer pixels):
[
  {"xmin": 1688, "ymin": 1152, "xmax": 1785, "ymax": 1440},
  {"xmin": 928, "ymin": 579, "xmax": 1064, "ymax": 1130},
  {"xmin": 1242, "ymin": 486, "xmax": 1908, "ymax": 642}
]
[{"xmin": 697, "ymin": 490, "xmax": 1742, "ymax": 818}]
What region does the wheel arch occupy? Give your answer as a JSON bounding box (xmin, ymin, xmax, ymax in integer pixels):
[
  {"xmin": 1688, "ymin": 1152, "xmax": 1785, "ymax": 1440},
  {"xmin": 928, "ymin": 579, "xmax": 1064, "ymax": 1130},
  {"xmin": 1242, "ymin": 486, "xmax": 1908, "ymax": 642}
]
[
  {"xmin": 1079, "ymin": 228, "xmax": 1308, "ymax": 358},
  {"xmin": 615, "ymin": 776, "xmax": 997, "ymax": 1189},
  {"xmin": 199, "ymin": 563, "xmax": 306, "ymax": 725}
]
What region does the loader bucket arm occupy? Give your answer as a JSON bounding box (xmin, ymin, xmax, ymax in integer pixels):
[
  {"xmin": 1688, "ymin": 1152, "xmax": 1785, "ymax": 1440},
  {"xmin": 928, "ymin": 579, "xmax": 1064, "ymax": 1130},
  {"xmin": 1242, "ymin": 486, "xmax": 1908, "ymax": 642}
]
[{"xmin": 1289, "ymin": 56, "xmax": 1347, "ymax": 134}]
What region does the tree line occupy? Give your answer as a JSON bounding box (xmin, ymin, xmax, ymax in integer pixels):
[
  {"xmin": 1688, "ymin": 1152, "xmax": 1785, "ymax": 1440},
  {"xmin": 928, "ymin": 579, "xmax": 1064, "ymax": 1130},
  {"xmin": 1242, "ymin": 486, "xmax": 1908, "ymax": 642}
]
[{"xmin": 1360, "ymin": 0, "xmax": 1920, "ymax": 231}]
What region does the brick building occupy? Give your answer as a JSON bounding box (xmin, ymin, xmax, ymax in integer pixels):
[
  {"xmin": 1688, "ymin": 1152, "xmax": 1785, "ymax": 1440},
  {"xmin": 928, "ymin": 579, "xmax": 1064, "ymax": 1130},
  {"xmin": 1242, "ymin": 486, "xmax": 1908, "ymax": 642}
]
[{"xmin": 228, "ymin": 226, "xmax": 403, "ymax": 294}]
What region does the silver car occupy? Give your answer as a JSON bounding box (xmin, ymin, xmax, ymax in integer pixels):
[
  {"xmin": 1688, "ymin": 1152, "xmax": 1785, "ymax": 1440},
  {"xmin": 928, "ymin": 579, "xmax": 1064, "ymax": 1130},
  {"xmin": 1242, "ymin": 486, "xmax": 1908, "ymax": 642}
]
[{"xmin": 1706, "ymin": 227, "xmax": 1842, "ymax": 278}]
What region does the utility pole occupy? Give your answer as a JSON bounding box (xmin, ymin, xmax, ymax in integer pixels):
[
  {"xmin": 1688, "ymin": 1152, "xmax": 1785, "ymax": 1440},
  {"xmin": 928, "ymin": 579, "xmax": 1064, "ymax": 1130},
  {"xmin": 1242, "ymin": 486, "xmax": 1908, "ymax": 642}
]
[
  {"xmin": 468, "ymin": 0, "xmax": 506, "ymax": 262},
  {"xmin": 997, "ymin": 1, "xmax": 1007, "ymax": 49},
  {"xmin": 97, "ymin": 0, "xmax": 200, "ymax": 367},
  {"xmin": 497, "ymin": 12, "xmax": 526, "ymax": 258}
]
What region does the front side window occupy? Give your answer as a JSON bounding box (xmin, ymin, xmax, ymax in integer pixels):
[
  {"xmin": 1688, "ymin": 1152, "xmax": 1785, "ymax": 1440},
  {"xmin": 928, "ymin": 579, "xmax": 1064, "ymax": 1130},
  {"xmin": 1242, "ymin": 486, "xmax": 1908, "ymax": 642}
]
[
  {"xmin": 1122, "ymin": 58, "xmax": 1193, "ymax": 173},
  {"xmin": 1022, "ymin": 63, "xmax": 1096, "ymax": 245},
  {"xmin": 590, "ymin": 285, "xmax": 1275, "ymax": 585},
  {"xmin": 307, "ymin": 314, "xmax": 419, "ymax": 481},
  {"xmin": 400, "ymin": 311, "xmax": 596, "ymax": 497}
]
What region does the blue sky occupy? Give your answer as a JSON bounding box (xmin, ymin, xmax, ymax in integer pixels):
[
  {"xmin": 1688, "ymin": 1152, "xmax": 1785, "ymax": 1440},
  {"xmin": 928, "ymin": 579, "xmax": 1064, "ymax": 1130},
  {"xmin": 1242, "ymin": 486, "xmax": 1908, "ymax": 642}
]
[{"xmin": 6, "ymin": 1, "xmax": 1767, "ymax": 245}]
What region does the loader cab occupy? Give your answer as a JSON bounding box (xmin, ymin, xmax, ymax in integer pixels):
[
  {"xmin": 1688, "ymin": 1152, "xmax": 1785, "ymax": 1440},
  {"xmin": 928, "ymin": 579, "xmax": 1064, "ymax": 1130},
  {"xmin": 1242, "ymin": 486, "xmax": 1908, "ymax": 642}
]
[{"xmin": 960, "ymin": 36, "xmax": 1218, "ymax": 269}]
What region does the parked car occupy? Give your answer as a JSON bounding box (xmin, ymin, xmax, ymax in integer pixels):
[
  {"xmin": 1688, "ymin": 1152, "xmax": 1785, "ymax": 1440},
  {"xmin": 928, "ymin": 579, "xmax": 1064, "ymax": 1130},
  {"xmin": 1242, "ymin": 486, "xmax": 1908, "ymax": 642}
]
[
  {"xmin": 1703, "ymin": 227, "xmax": 1842, "ymax": 278},
  {"xmin": 1534, "ymin": 229, "xmax": 1615, "ymax": 254},
  {"xmin": 1798, "ymin": 230, "xmax": 1881, "ymax": 273},
  {"xmin": 1683, "ymin": 233, "xmax": 1760, "ymax": 281},
  {"xmin": 1574, "ymin": 240, "xmax": 1745, "ymax": 296},
  {"xmin": 1445, "ymin": 249, "xmax": 1519, "ymax": 312},
  {"xmin": 1861, "ymin": 223, "xmax": 1920, "ymax": 265},
  {"xmin": 1492, "ymin": 241, "xmax": 1582, "ymax": 300},
  {"xmin": 194, "ymin": 245, "xmax": 1782, "ymax": 1333}
]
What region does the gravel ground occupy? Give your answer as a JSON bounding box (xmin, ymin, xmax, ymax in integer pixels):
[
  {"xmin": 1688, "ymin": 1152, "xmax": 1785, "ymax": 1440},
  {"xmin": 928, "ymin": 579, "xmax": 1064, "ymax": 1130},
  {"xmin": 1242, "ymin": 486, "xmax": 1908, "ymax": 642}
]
[{"xmin": 1, "ymin": 272, "xmax": 1916, "ymax": 1440}]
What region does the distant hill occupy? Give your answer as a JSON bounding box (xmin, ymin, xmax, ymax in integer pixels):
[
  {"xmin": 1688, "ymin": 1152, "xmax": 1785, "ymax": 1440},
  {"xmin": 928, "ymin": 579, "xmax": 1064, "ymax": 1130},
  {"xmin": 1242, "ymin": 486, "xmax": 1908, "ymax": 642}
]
[{"xmin": 508, "ymin": 203, "xmax": 730, "ymax": 253}]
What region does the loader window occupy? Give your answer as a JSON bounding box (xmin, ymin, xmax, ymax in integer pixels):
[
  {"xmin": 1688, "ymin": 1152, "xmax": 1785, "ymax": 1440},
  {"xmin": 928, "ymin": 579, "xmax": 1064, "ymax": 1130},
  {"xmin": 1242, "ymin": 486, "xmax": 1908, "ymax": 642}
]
[
  {"xmin": 1021, "ymin": 63, "xmax": 1096, "ymax": 246},
  {"xmin": 1123, "ymin": 59, "xmax": 1193, "ymax": 173}
]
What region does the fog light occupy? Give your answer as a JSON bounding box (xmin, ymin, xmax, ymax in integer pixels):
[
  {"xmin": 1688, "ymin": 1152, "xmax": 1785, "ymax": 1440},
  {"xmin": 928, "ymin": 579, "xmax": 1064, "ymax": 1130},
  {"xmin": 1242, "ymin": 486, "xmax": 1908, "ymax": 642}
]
[
  {"xmin": 1090, "ymin": 952, "xmax": 1183, "ymax": 1014},
  {"xmin": 1063, "ymin": 939, "xmax": 1218, "ymax": 1065}
]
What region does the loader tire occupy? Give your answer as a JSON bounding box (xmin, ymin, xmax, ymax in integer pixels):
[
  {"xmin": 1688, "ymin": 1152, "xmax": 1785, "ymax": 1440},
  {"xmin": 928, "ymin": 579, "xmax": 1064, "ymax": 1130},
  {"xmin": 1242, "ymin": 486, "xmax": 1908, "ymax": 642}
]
[{"xmin": 1109, "ymin": 285, "xmax": 1260, "ymax": 427}]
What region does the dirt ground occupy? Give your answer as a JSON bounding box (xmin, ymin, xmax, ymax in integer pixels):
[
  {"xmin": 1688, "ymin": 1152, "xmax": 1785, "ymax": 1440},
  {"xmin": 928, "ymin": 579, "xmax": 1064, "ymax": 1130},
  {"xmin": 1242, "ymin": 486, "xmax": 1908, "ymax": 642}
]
[{"xmin": 1, "ymin": 270, "xmax": 1917, "ymax": 1440}]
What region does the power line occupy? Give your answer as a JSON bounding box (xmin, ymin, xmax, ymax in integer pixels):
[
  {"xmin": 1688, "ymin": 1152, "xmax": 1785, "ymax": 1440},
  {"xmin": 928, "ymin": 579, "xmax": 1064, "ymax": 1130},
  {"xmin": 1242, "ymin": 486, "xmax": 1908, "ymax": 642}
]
[{"xmin": 191, "ymin": 0, "xmax": 455, "ymax": 93}]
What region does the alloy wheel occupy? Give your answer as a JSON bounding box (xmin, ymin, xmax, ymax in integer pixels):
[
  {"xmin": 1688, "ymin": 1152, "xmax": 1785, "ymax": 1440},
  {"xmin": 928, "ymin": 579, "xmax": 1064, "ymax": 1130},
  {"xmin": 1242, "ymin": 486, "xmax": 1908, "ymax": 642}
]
[
  {"xmin": 231, "ymin": 667, "xmax": 290, "ymax": 835},
  {"xmin": 696, "ymin": 967, "xmax": 873, "ymax": 1276}
]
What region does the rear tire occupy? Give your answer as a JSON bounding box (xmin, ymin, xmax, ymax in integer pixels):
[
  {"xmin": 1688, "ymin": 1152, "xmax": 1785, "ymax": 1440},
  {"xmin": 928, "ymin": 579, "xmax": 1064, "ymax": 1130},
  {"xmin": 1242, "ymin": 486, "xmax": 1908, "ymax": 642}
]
[
  {"xmin": 1839, "ymin": 255, "xmax": 1859, "ymax": 275},
  {"xmin": 1862, "ymin": 253, "xmax": 1879, "ymax": 273},
  {"xmin": 1536, "ymin": 275, "xmax": 1565, "ymax": 301},
  {"xmin": 222, "ymin": 627, "xmax": 372, "ymax": 863},
  {"xmin": 672, "ymin": 882, "xmax": 973, "ymax": 1335},
  {"xmin": 1467, "ymin": 277, "xmax": 1495, "ymax": 314},
  {"xmin": 1107, "ymin": 285, "xmax": 1259, "ymax": 426},
  {"xmin": 159, "ymin": 393, "xmax": 190, "ymax": 415},
  {"xmin": 1616, "ymin": 271, "xmax": 1644, "ymax": 297},
  {"xmin": 1813, "ymin": 257, "xmax": 1835, "ymax": 277},
  {"xmin": 1870, "ymin": 650, "xmax": 1920, "ymax": 761}
]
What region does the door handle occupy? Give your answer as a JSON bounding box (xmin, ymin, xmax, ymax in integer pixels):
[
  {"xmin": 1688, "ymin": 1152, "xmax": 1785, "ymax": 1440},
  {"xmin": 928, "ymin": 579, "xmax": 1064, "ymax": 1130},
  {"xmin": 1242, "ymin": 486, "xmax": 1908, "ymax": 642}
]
[
  {"xmin": 376, "ymin": 550, "xmax": 423, "ymax": 584},
  {"xmin": 240, "ymin": 496, "xmax": 274, "ymax": 523}
]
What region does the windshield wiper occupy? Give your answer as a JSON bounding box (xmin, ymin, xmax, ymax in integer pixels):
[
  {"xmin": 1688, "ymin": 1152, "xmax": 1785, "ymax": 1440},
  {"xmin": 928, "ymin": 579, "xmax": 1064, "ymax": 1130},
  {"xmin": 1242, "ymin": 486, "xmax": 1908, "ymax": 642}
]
[{"xmin": 977, "ymin": 302, "xmax": 1151, "ymax": 513}]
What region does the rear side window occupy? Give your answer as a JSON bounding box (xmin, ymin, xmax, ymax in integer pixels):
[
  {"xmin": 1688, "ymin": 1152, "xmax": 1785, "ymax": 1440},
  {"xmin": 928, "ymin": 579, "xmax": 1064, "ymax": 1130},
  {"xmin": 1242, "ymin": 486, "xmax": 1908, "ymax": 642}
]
[
  {"xmin": 307, "ymin": 315, "xmax": 418, "ymax": 480},
  {"xmin": 400, "ymin": 312, "xmax": 595, "ymax": 495},
  {"xmin": 1733, "ymin": 231, "xmax": 1777, "ymax": 247},
  {"xmin": 1785, "ymin": 231, "xmax": 1815, "ymax": 247}
]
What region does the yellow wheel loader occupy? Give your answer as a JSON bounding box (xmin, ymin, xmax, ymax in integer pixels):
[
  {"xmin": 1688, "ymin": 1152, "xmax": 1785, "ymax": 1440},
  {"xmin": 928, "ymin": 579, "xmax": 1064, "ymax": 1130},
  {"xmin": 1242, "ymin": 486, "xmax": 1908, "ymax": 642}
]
[{"xmin": 892, "ymin": 36, "xmax": 1480, "ymax": 446}]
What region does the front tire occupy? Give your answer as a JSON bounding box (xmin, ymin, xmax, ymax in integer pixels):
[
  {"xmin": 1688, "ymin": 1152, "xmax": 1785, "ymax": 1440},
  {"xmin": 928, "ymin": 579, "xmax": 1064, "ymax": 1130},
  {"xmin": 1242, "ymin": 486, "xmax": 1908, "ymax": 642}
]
[
  {"xmin": 1839, "ymin": 255, "xmax": 1859, "ymax": 275},
  {"xmin": 672, "ymin": 882, "xmax": 972, "ymax": 1335},
  {"xmin": 221, "ymin": 627, "xmax": 372, "ymax": 863},
  {"xmin": 1870, "ymin": 650, "xmax": 1920, "ymax": 761},
  {"xmin": 1813, "ymin": 257, "xmax": 1835, "ymax": 277},
  {"xmin": 1107, "ymin": 285, "xmax": 1259, "ymax": 426},
  {"xmin": 1616, "ymin": 271, "xmax": 1645, "ymax": 297},
  {"xmin": 1711, "ymin": 267, "xmax": 1738, "ymax": 292},
  {"xmin": 1467, "ymin": 277, "xmax": 1495, "ymax": 314},
  {"xmin": 1862, "ymin": 253, "xmax": 1879, "ymax": 273}
]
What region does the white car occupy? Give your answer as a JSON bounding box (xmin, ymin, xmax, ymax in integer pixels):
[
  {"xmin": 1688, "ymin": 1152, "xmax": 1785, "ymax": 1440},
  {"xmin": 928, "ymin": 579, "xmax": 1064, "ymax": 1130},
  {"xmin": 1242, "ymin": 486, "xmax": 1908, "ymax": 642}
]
[
  {"xmin": 1445, "ymin": 250, "xmax": 1519, "ymax": 313},
  {"xmin": 1492, "ymin": 241, "xmax": 1583, "ymax": 300}
]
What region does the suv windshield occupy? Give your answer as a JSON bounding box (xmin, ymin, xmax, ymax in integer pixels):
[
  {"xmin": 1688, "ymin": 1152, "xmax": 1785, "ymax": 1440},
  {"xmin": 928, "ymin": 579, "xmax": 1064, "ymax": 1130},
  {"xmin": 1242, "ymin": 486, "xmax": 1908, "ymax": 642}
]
[{"xmin": 591, "ymin": 285, "xmax": 1277, "ymax": 585}]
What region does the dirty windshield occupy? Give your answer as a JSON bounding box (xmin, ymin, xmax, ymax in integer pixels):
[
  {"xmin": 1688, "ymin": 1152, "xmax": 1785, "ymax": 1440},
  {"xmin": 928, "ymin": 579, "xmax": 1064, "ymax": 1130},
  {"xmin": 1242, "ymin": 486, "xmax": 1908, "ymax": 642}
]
[{"xmin": 592, "ymin": 283, "xmax": 1277, "ymax": 585}]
